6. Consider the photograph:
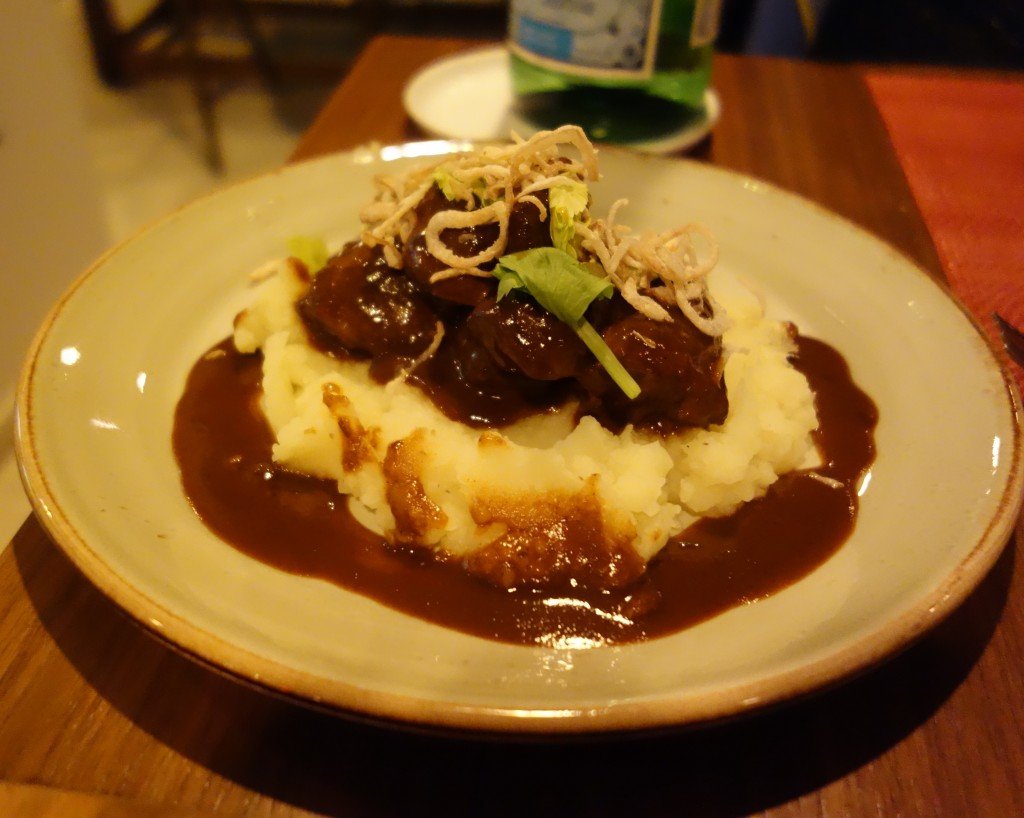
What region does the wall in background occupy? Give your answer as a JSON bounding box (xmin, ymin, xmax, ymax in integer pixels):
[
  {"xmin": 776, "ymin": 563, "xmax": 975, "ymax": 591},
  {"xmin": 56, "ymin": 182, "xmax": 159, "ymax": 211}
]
[{"xmin": 0, "ymin": 0, "xmax": 112, "ymax": 543}]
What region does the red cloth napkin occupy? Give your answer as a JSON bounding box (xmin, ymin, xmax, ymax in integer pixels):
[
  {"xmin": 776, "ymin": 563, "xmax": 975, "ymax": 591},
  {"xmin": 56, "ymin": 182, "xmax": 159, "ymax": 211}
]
[{"xmin": 866, "ymin": 71, "xmax": 1024, "ymax": 396}]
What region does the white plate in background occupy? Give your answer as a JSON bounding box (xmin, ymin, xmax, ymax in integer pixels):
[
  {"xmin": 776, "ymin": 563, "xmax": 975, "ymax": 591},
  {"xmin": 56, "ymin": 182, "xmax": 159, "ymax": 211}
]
[{"xmin": 403, "ymin": 46, "xmax": 721, "ymax": 154}]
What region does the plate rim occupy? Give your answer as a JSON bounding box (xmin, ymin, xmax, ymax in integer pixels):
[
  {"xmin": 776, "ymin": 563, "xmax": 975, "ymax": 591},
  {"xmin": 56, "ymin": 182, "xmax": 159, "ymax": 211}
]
[{"xmin": 14, "ymin": 144, "xmax": 1024, "ymax": 735}]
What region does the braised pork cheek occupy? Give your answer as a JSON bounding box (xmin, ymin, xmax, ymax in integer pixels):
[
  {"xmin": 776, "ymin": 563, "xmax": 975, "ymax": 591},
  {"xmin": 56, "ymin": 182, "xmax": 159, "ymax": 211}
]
[{"xmin": 296, "ymin": 184, "xmax": 727, "ymax": 433}]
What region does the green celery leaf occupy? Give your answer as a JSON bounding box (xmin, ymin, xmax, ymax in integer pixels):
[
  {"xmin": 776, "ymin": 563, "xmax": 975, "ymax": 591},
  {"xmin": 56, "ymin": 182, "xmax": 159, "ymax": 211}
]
[
  {"xmin": 496, "ymin": 270, "xmax": 524, "ymax": 300},
  {"xmin": 494, "ymin": 247, "xmax": 612, "ymax": 325},
  {"xmin": 287, "ymin": 235, "xmax": 328, "ymax": 274},
  {"xmin": 432, "ymin": 167, "xmax": 463, "ymax": 201},
  {"xmin": 577, "ymin": 320, "xmax": 641, "ymax": 399},
  {"xmin": 548, "ymin": 179, "xmax": 589, "ymax": 257},
  {"xmin": 494, "ymin": 247, "xmax": 640, "ymax": 399},
  {"xmin": 434, "ymin": 167, "xmax": 493, "ymax": 204},
  {"xmin": 471, "ymin": 177, "xmax": 493, "ymax": 204}
]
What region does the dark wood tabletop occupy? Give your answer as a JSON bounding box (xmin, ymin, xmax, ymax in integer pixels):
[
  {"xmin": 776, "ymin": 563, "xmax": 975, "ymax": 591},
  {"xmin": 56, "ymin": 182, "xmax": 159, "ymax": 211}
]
[{"xmin": 1, "ymin": 35, "xmax": 1021, "ymax": 817}]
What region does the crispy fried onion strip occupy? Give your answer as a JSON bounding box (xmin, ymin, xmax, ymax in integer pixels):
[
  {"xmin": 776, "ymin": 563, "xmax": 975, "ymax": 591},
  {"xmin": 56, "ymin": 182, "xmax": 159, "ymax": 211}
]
[
  {"xmin": 575, "ymin": 208, "xmax": 728, "ymax": 336},
  {"xmin": 424, "ymin": 201, "xmax": 508, "ymax": 269},
  {"xmin": 358, "ymin": 125, "xmax": 728, "ymax": 337},
  {"xmin": 428, "ymin": 266, "xmax": 492, "ymax": 283},
  {"xmin": 397, "ymin": 321, "xmax": 445, "ymax": 380},
  {"xmin": 359, "ymin": 124, "xmax": 597, "ymax": 271}
]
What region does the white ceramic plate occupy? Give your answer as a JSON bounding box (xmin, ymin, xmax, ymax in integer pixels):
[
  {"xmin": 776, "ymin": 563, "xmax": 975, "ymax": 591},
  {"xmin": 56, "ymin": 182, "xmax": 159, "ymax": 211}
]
[
  {"xmin": 16, "ymin": 144, "xmax": 1023, "ymax": 735},
  {"xmin": 403, "ymin": 45, "xmax": 721, "ymax": 154}
]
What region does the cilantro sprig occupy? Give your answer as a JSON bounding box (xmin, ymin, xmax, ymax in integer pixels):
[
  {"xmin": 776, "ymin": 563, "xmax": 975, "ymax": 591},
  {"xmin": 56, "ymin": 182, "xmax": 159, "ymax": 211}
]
[{"xmin": 494, "ymin": 248, "xmax": 641, "ymax": 399}]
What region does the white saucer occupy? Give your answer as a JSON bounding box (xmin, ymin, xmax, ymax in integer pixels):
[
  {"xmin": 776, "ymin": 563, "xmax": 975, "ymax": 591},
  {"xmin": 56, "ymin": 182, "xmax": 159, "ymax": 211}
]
[{"xmin": 402, "ymin": 45, "xmax": 721, "ymax": 154}]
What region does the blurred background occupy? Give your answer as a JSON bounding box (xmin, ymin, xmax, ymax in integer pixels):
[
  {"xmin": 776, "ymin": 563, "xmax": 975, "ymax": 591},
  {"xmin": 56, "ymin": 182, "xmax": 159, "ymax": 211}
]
[
  {"xmin": 0, "ymin": 0, "xmax": 1022, "ymax": 542},
  {"xmin": 8, "ymin": 0, "xmax": 1024, "ymax": 241}
]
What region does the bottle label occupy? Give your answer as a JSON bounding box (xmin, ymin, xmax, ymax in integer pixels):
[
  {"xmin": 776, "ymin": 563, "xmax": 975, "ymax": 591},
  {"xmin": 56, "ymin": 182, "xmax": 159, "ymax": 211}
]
[{"xmin": 509, "ymin": 0, "xmax": 664, "ymax": 79}]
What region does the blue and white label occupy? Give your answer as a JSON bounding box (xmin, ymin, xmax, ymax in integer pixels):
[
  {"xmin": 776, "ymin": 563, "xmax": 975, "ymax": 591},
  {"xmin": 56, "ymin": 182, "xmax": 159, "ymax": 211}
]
[
  {"xmin": 517, "ymin": 16, "xmax": 575, "ymax": 62},
  {"xmin": 510, "ymin": 0, "xmax": 660, "ymax": 77}
]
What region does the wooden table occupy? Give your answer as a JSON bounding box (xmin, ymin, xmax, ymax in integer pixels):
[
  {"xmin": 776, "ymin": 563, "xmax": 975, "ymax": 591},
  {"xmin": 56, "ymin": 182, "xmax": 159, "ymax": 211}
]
[{"xmin": 2, "ymin": 35, "xmax": 1022, "ymax": 817}]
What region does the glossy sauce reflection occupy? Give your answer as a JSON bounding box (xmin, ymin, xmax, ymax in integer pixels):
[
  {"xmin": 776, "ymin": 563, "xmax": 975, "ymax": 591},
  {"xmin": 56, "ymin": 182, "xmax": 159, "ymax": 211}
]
[{"xmin": 173, "ymin": 337, "xmax": 877, "ymax": 646}]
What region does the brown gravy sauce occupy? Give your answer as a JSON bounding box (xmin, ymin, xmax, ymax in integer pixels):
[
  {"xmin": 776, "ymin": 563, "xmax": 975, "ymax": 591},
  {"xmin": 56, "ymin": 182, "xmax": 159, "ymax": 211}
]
[{"xmin": 173, "ymin": 336, "xmax": 877, "ymax": 646}]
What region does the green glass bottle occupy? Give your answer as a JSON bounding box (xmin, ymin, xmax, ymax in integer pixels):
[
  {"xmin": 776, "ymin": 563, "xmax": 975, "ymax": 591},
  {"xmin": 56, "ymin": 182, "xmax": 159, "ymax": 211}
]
[{"xmin": 508, "ymin": 0, "xmax": 720, "ymax": 144}]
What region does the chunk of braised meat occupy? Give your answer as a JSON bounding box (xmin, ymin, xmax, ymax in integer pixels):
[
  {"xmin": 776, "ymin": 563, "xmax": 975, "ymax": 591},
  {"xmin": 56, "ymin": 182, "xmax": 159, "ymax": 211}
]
[
  {"xmin": 403, "ymin": 187, "xmax": 492, "ymax": 306},
  {"xmin": 466, "ymin": 295, "xmax": 589, "ymax": 381},
  {"xmin": 579, "ymin": 311, "xmax": 729, "ymax": 434},
  {"xmin": 408, "ymin": 322, "xmax": 575, "ymax": 427},
  {"xmin": 504, "ymin": 193, "xmax": 553, "ymax": 254},
  {"xmin": 297, "ymin": 242, "xmax": 439, "ymax": 380},
  {"xmin": 584, "ymin": 290, "xmax": 635, "ymax": 332},
  {"xmin": 296, "ymin": 187, "xmax": 728, "ymax": 436},
  {"xmin": 403, "ymin": 186, "xmax": 552, "ymax": 306}
]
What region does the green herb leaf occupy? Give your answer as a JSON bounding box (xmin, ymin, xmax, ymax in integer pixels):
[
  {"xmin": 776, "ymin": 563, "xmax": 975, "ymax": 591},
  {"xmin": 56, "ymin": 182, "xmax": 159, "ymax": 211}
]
[
  {"xmin": 434, "ymin": 168, "xmax": 492, "ymax": 205},
  {"xmin": 494, "ymin": 247, "xmax": 640, "ymax": 399},
  {"xmin": 495, "ymin": 247, "xmax": 612, "ymax": 325},
  {"xmin": 287, "ymin": 235, "xmax": 328, "ymax": 275},
  {"xmin": 548, "ymin": 179, "xmax": 589, "ymax": 257},
  {"xmin": 496, "ymin": 270, "xmax": 524, "ymax": 301},
  {"xmin": 576, "ymin": 320, "xmax": 641, "ymax": 400},
  {"xmin": 471, "ymin": 177, "xmax": 492, "ymax": 204},
  {"xmin": 432, "ymin": 167, "xmax": 464, "ymax": 201}
]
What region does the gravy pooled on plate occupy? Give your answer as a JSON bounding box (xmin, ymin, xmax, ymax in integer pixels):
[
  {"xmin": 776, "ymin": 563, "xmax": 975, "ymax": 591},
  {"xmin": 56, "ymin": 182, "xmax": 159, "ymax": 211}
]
[{"xmin": 174, "ymin": 127, "xmax": 878, "ymax": 645}]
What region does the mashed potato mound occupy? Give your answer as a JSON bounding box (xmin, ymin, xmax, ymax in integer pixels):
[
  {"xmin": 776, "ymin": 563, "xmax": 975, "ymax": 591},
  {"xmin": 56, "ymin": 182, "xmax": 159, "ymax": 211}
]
[{"xmin": 233, "ymin": 258, "xmax": 818, "ymax": 584}]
